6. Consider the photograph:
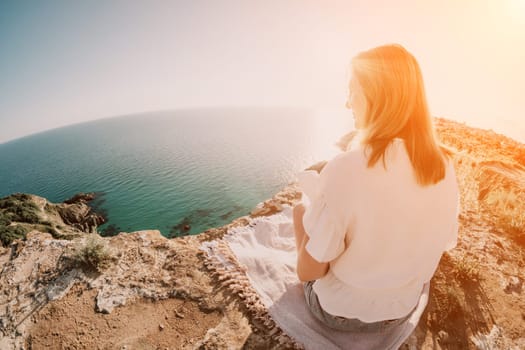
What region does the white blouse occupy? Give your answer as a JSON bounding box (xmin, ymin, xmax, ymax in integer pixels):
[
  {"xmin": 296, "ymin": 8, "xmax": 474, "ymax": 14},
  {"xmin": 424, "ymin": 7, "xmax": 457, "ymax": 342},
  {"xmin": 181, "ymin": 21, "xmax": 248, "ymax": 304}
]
[{"xmin": 297, "ymin": 138, "xmax": 459, "ymax": 322}]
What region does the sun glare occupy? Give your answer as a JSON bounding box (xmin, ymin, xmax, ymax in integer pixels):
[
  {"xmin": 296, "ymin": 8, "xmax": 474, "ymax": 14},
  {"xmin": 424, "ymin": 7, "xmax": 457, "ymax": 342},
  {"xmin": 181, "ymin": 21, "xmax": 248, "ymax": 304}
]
[
  {"xmin": 507, "ymin": 0, "xmax": 525, "ymax": 17},
  {"xmin": 310, "ymin": 108, "xmax": 354, "ymax": 161}
]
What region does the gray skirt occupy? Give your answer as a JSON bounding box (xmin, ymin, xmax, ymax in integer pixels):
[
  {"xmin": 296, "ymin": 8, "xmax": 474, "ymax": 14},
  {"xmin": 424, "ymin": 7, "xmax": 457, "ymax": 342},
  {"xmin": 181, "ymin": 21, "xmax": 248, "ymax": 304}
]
[{"xmin": 303, "ymin": 281, "xmax": 416, "ymax": 333}]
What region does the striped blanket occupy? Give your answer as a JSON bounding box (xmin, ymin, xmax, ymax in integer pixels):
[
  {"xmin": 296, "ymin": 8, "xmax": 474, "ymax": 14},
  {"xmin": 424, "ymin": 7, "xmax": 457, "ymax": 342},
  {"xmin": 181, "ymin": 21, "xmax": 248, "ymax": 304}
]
[{"xmin": 201, "ymin": 206, "xmax": 428, "ymax": 349}]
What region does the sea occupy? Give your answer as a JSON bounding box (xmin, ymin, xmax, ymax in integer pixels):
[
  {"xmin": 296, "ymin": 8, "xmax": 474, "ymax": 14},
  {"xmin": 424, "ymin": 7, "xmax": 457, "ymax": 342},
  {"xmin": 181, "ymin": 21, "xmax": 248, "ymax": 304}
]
[{"xmin": 0, "ymin": 107, "xmax": 353, "ymax": 237}]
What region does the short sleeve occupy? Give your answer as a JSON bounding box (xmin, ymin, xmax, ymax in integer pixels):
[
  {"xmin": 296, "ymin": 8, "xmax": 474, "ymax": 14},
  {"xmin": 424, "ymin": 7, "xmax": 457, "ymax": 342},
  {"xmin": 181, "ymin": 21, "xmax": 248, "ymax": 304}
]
[{"xmin": 297, "ymin": 169, "xmax": 345, "ymax": 263}]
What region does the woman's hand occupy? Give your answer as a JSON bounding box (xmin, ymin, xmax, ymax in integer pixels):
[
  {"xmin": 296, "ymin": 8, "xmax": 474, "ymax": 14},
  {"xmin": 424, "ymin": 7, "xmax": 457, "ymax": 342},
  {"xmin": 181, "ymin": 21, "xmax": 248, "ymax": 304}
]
[{"xmin": 293, "ymin": 203, "xmax": 329, "ymax": 282}]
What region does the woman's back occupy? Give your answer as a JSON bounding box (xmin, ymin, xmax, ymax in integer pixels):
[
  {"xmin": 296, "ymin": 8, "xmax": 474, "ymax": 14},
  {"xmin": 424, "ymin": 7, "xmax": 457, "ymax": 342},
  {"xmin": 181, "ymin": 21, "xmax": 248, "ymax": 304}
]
[{"xmin": 299, "ymin": 137, "xmax": 459, "ymax": 322}]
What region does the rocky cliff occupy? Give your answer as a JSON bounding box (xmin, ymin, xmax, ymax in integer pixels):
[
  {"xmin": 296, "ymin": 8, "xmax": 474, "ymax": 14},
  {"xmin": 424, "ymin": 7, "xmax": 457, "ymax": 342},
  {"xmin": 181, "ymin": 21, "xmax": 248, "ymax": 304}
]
[{"xmin": 1, "ymin": 118, "xmax": 524, "ymax": 349}]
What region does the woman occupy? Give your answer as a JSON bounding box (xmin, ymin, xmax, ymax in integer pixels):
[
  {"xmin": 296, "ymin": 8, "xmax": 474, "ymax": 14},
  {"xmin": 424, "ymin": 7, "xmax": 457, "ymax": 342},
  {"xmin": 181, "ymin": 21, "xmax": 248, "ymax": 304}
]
[{"xmin": 293, "ymin": 44, "xmax": 459, "ymax": 332}]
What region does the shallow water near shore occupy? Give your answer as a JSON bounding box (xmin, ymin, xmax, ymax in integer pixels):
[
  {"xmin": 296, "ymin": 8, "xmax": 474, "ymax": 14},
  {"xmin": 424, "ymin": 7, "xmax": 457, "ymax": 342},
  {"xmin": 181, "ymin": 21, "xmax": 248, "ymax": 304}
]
[{"xmin": 0, "ymin": 107, "xmax": 352, "ymax": 236}]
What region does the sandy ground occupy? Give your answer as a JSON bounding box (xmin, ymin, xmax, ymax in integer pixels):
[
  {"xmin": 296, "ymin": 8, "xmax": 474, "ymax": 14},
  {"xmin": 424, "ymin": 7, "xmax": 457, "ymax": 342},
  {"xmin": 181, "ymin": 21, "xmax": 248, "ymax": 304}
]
[{"xmin": 27, "ymin": 285, "xmax": 223, "ymax": 350}]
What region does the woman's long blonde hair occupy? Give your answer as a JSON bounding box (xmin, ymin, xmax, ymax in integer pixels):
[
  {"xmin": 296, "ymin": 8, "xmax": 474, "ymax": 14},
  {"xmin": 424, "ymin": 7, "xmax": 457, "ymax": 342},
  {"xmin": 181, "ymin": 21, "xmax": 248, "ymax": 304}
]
[{"xmin": 351, "ymin": 44, "xmax": 450, "ymax": 186}]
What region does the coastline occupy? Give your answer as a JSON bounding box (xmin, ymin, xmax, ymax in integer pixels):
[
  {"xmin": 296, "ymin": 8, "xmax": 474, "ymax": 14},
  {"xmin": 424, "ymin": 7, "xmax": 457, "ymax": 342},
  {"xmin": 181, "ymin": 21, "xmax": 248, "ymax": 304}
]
[{"xmin": 1, "ymin": 117, "xmax": 525, "ymax": 349}]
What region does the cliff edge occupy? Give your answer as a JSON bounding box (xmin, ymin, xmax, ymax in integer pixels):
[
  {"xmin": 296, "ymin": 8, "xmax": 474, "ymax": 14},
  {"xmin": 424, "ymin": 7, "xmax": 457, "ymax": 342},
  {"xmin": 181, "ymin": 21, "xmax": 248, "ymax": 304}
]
[{"xmin": 1, "ymin": 118, "xmax": 524, "ymax": 349}]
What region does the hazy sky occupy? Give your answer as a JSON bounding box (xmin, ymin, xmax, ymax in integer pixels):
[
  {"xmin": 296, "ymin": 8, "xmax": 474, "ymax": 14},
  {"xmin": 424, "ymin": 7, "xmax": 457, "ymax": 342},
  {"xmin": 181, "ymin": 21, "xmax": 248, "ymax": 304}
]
[{"xmin": 1, "ymin": 0, "xmax": 524, "ymax": 143}]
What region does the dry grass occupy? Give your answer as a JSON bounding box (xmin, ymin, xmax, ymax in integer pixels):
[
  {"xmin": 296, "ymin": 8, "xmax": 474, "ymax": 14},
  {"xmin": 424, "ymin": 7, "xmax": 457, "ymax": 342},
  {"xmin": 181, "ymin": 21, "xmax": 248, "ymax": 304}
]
[
  {"xmin": 498, "ymin": 207, "xmax": 525, "ymax": 234},
  {"xmin": 482, "ymin": 187, "xmax": 525, "ymax": 246},
  {"xmin": 452, "ymin": 255, "xmax": 481, "ymax": 283},
  {"xmin": 71, "ymin": 235, "xmax": 113, "ymax": 272}
]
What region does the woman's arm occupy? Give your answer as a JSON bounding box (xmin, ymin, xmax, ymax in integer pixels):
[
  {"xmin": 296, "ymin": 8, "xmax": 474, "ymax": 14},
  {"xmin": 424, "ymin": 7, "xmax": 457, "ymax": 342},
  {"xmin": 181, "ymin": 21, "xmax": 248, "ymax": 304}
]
[{"xmin": 293, "ymin": 203, "xmax": 329, "ymax": 282}]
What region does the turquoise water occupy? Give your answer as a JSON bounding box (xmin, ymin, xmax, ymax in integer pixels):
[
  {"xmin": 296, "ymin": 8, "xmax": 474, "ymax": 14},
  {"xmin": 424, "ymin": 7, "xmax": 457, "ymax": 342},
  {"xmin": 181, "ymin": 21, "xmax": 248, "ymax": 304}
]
[{"xmin": 0, "ymin": 107, "xmax": 353, "ymax": 236}]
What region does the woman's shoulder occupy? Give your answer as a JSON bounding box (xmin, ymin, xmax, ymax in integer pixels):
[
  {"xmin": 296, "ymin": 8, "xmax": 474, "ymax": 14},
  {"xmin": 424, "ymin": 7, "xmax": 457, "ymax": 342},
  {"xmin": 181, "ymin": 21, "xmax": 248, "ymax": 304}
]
[{"xmin": 324, "ymin": 147, "xmax": 367, "ymax": 174}]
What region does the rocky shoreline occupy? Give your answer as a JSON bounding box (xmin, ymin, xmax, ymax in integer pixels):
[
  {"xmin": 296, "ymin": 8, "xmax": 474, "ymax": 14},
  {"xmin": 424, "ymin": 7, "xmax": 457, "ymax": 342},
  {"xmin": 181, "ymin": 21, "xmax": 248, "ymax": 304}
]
[
  {"xmin": 0, "ymin": 191, "xmax": 105, "ymax": 246},
  {"xmin": 1, "ymin": 118, "xmax": 525, "ymax": 349}
]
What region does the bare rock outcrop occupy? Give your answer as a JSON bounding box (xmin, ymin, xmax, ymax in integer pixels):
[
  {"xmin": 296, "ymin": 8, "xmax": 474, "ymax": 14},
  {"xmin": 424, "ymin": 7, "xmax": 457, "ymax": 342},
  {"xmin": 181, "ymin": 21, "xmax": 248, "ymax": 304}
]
[
  {"xmin": 0, "ymin": 226, "xmax": 261, "ymax": 349},
  {"xmin": 56, "ymin": 202, "xmax": 105, "ymax": 233}
]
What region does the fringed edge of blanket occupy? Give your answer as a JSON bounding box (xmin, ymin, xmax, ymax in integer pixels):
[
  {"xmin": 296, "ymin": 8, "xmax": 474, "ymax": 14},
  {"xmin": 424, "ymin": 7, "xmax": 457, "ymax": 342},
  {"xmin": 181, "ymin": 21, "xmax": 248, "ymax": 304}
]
[{"xmin": 201, "ymin": 238, "xmax": 304, "ymax": 349}]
